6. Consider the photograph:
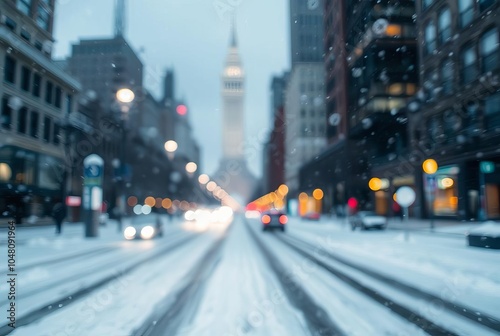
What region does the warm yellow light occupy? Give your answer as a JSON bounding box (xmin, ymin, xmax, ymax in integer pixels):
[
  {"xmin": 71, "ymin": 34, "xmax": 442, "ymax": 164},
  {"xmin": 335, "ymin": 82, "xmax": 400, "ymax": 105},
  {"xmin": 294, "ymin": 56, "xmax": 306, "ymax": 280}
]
[
  {"xmin": 185, "ymin": 162, "xmax": 197, "ymax": 174},
  {"xmin": 312, "ymin": 189, "xmax": 324, "ymax": 200},
  {"xmin": 423, "ymin": 159, "xmax": 438, "ymax": 174},
  {"xmin": 116, "ymin": 88, "xmax": 135, "ymax": 103},
  {"xmin": 441, "ymin": 177, "xmax": 454, "ymax": 188},
  {"xmin": 198, "ymin": 174, "xmax": 209, "ymax": 184},
  {"xmin": 206, "ymin": 181, "xmax": 217, "ymax": 192},
  {"xmin": 393, "ymin": 193, "xmax": 398, "ymax": 202},
  {"xmin": 369, "ymin": 177, "xmax": 382, "ymax": 191},
  {"xmin": 0, "ymin": 163, "xmax": 12, "ymax": 181},
  {"xmin": 164, "ymin": 140, "xmax": 178, "ymax": 153},
  {"xmin": 180, "ymin": 201, "xmax": 189, "ymax": 211},
  {"xmin": 162, "ymin": 198, "xmax": 172, "ymax": 209},
  {"xmin": 386, "ymin": 24, "xmax": 402, "ymax": 36},
  {"xmin": 278, "ymin": 184, "xmax": 289, "ymax": 196},
  {"xmin": 144, "ymin": 196, "xmax": 156, "ymax": 207},
  {"xmin": 298, "ymin": 192, "xmax": 309, "ymax": 202},
  {"xmin": 127, "ymin": 196, "xmax": 138, "ymax": 207}
]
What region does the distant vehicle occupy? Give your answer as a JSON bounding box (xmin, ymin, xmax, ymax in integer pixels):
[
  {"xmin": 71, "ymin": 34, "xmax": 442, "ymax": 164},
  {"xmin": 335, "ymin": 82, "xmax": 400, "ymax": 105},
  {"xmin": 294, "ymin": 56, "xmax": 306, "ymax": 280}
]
[
  {"xmin": 124, "ymin": 213, "xmax": 164, "ymax": 240},
  {"xmin": 261, "ymin": 210, "xmax": 287, "ymax": 232},
  {"xmin": 349, "ymin": 211, "xmax": 387, "ymax": 230},
  {"xmin": 302, "ymin": 212, "xmax": 320, "ymax": 221}
]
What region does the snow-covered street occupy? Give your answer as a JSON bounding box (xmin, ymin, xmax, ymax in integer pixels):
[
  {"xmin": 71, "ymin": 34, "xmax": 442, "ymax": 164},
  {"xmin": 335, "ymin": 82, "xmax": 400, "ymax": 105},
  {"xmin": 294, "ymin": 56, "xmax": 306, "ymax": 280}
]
[{"xmin": 2, "ymin": 215, "xmax": 500, "ymax": 336}]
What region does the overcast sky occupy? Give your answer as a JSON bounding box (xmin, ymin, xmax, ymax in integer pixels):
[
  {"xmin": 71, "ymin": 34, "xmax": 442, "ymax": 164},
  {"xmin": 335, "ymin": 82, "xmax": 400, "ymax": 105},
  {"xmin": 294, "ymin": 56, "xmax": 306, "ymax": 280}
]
[{"xmin": 52, "ymin": 0, "xmax": 290, "ymax": 178}]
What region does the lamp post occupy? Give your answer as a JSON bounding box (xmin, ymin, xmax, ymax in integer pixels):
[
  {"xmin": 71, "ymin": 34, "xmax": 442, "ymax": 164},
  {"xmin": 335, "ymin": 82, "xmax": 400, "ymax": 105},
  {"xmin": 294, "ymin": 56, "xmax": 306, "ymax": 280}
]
[
  {"xmin": 423, "ymin": 159, "xmax": 438, "ymax": 231},
  {"xmin": 164, "ymin": 140, "xmax": 178, "ymax": 161},
  {"xmin": 115, "ymin": 88, "xmax": 135, "ymax": 230}
]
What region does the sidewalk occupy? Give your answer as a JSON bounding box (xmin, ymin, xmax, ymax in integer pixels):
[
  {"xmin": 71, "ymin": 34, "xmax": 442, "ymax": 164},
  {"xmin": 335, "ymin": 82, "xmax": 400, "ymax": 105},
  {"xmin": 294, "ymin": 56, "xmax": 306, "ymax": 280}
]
[
  {"xmin": 385, "ymin": 217, "xmax": 485, "ymax": 236},
  {"xmin": 0, "ymin": 216, "xmax": 56, "ymax": 229}
]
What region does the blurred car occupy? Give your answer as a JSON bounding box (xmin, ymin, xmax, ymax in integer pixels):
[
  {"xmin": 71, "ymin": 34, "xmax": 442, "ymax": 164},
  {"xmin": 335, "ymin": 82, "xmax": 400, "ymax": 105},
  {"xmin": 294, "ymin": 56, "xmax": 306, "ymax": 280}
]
[
  {"xmin": 349, "ymin": 211, "xmax": 387, "ymax": 230},
  {"xmin": 302, "ymin": 212, "xmax": 320, "ymax": 221},
  {"xmin": 124, "ymin": 213, "xmax": 164, "ymax": 240},
  {"xmin": 261, "ymin": 210, "xmax": 287, "ymax": 232}
]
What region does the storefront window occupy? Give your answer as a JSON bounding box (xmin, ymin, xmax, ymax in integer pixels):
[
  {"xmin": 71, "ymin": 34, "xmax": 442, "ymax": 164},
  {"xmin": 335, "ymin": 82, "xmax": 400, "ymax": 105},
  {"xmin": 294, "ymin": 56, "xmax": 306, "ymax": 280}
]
[
  {"xmin": 38, "ymin": 154, "xmax": 63, "ymax": 190},
  {"xmin": 425, "ymin": 165, "xmax": 460, "ymax": 217}
]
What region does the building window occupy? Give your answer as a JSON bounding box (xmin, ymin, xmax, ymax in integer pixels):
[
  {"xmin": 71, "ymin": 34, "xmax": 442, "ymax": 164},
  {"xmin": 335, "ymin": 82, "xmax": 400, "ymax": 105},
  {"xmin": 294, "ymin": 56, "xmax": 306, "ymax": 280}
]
[
  {"xmin": 34, "ymin": 41, "xmax": 43, "ymax": 51},
  {"xmin": 53, "ymin": 123, "xmax": 60, "ymax": 145},
  {"xmin": 5, "ymin": 17, "xmax": 17, "ymax": 31},
  {"xmin": 43, "ymin": 116, "xmax": 51, "ymax": 142},
  {"xmin": 480, "ymin": 29, "xmax": 499, "ymax": 73},
  {"xmin": 30, "ymin": 111, "xmax": 39, "ymax": 138},
  {"xmin": 441, "ymin": 59, "xmax": 454, "ymax": 95},
  {"xmin": 54, "ymin": 86, "xmax": 62, "ymax": 108},
  {"xmin": 425, "ymin": 21, "xmax": 437, "ymax": 55},
  {"xmin": 33, "ymin": 73, "xmax": 41, "ymax": 97},
  {"xmin": 461, "ymin": 45, "xmax": 477, "ymax": 84},
  {"xmin": 20, "ymin": 29, "xmax": 31, "ymax": 41},
  {"xmin": 21, "ymin": 66, "xmax": 31, "ymax": 92},
  {"xmin": 17, "ymin": 107, "xmax": 28, "ymax": 134},
  {"xmin": 17, "ymin": 0, "xmax": 32, "ymax": 15},
  {"xmin": 438, "ymin": 7, "xmax": 452, "ymax": 44},
  {"xmin": 66, "ymin": 94, "xmax": 73, "ymax": 113},
  {"xmin": 45, "ymin": 80, "xmax": 53, "ymax": 104},
  {"xmin": 428, "ymin": 117, "xmax": 444, "ymax": 144},
  {"xmin": 1, "ymin": 97, "xmax": 12, "ymax": 130},
  {"xmin": 422, "ymin": 0, "xmax": 433, "ymax": 10},
  {"xmin": 443, "ymin": 110, "xmax": 461, "ymax": 142},
  {"xmin": 479, "ymin": 0, "xmax": 495, "ymax": 12},
  {"xmin": 36, "ymin": 5, "xmax": 50, "ymax": 30},
  {"xmin": 458, "ymin": 0, "xmax": 474, "ymax": 28},
  {"xmin": 484, "ymin": 93, "xmax": 500, "ymax": 130},
  {"xmin": 4, "ymin": 56, "xmax": 16, "ymax": 84}
]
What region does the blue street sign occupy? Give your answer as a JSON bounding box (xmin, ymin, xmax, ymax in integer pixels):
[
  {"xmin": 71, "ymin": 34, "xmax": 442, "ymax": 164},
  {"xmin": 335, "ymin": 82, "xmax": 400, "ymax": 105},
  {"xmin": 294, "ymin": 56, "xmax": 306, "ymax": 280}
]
[{"xmin": 480, "ymin": 161, "xmax": 495, "ymax": 174}]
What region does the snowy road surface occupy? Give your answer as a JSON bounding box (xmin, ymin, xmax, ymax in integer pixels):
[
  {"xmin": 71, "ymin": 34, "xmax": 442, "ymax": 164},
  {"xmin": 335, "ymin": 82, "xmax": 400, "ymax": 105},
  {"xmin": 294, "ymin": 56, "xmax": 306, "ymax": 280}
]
[{"xmin": 1, "ymin": 215, "xmax": 499, "ymax": 336}]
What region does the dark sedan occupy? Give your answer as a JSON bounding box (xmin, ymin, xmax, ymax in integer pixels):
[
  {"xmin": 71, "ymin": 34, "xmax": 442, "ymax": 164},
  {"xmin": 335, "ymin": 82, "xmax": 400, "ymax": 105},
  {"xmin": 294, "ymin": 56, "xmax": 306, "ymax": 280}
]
[{"xmin": 261, "ymin": 211, "xmax": 288, "ymax": 232}]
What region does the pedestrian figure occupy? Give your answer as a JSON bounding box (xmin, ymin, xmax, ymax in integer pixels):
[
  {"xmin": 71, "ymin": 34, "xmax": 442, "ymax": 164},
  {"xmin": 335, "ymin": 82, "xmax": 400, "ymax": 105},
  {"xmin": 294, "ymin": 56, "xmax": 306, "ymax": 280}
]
[{"xmin": 52, "ymin": 202, "xmax": 67, "ymax": 235}]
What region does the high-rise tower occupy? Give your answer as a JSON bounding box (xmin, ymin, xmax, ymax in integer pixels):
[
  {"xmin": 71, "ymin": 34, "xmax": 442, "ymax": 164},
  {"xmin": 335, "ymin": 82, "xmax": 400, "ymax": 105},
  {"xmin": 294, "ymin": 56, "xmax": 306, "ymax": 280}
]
[{"xmin": 213, "ymin": 23, "xmax": 256, "ymax": 206}]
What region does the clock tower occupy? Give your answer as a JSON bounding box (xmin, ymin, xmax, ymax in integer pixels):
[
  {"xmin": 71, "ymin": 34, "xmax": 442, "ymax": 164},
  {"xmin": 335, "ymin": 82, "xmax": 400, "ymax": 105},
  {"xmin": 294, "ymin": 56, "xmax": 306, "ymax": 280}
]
[
  {"xmin": 221, "ymin": 26, "xmax": 244, "ymax": 159},
  {"xmin": 212, "ymin": 23, "xmax": 256, "ymax": 207}
]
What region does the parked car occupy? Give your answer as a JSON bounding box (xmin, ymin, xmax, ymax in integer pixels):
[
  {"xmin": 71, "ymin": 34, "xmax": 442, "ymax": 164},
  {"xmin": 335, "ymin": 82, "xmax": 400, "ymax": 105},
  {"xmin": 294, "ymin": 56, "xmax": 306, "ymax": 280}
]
[
  {"xmin": 302, "ymin": 212, "xmax": 320, "ymax": 221},
  {"xmin": 124, "ymin": 213, "xmax": 164, "ymax": 240},
  {"xmin": 261, "ymin": 210, "xmax": 287, "ymax": 232},
  {"xmin": 349, "ymin": 211, "xmax": 387, "ymax": 230}
]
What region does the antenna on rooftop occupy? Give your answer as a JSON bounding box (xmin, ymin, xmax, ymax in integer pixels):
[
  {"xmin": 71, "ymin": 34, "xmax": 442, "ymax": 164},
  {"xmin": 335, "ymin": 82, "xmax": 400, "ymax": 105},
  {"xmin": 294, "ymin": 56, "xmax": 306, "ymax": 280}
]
[{"xmin": 114, "ymin": 0, "xmax": 126, "ymax": 37}]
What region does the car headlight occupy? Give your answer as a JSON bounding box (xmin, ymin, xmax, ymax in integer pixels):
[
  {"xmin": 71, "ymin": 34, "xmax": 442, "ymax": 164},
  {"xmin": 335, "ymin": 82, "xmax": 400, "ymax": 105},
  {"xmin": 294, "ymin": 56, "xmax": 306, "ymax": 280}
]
[
  {"xmin": 140, "ymin": 225, "xmax": 155, "ymax": 239},
  {"xmin": 124, "ymin": 226, "xmax": 136, "ymax": 240}
]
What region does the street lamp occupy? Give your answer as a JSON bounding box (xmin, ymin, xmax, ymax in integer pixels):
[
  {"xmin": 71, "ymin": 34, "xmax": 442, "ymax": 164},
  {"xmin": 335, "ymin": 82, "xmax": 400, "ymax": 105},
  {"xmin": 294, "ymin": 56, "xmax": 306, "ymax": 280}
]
[
  {"xmin": 164, "ymin": 140, "xmax": 178, "ymax": 160},
  {"xmin": 185, "ymin": 162, "xmax": 197, "ymax": 175},
  {"xmin": 423, "ymin": 158, "xmax": 438, "ymax": 231},
  {"xmin": 115, "ymin": 88, "xmax": 135, "ymax": 230}
]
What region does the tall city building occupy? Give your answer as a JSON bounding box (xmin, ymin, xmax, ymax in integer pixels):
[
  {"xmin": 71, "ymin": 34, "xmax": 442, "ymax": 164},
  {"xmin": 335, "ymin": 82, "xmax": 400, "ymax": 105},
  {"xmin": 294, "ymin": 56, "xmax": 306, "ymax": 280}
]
[
  {"xmin": 411, "ymin": 0, "xmax": 499, "ymax": 220},
  {"xmin": 284, "ymin": 0, "xmax": 326, "ymax": 194},
  {"xmin": 263, "ymin": 73, "xmax": 288, "ymax": 194},
  {"xmin": 0, "ymin": 0, "xmax": 81, "ymax": 222},
  {"xmin": 213, "ymin": 25, "xmax": 256, "ymax": 205},
  {"xmin": 300, "ymin": 0, "xmax": 418, "ymax": 216}
]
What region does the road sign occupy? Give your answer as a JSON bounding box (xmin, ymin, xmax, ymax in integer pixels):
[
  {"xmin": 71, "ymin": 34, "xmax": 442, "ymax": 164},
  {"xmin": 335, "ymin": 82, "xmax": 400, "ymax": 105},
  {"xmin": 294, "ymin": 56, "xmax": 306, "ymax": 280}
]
[
  {"xmin": 480, "ymin": 161, "xmax": 495, "ymax": 174},
  {"xmin": 396, "ymin": 186, "xmax": 416, "ymax": 208}
]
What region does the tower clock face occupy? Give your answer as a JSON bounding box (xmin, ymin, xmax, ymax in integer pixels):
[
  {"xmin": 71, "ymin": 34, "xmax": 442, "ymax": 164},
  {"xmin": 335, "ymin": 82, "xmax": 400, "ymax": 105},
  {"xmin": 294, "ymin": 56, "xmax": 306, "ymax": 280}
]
[
  {"xmin": 307, "ymin": 0, "xmax": 319, "ymax": 10},
  {"xmin": 227, "ymin": 66, "xmax": 241, "ymax": 77}
]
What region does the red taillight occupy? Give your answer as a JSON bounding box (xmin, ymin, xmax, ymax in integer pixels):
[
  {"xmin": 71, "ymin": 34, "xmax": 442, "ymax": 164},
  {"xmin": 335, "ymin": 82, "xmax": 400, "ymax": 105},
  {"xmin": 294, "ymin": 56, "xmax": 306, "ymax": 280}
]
[
  {"xmin": 262, "ymin": 215, "xmax": 271, "ymax": 224},
  {"xmin": 279, "ymin": 215, "xmax": 288, "ymax": 224}
]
